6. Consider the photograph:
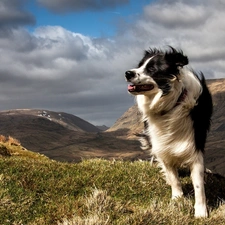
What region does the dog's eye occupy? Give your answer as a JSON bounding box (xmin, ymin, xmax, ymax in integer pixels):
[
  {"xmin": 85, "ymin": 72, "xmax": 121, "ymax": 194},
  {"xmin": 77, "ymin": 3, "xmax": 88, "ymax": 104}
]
[{"xmin": 147, "ymin": 65, "xmax": 155, "ymax": 73}]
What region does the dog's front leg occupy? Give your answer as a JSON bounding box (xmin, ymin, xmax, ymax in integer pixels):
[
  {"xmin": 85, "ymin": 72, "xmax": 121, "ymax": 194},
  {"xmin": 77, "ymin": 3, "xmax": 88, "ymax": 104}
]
[
  {"xmin": 162, "ymin": 164, "xmax": 183, "ymax": 199},
  {"xmin": 190, "ymin": 152, "xmax": 208, "ymax": 218}
]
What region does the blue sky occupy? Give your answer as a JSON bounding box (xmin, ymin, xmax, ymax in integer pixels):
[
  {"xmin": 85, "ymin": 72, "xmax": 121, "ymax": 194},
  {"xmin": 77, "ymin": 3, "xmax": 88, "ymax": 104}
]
[
  {"xmin": 25, "ymin": 0, "xmax": 150, "ymax": 37},
  {"xmin": 0, "ymin": 0, "xmax": 225, "ymax": 126}
]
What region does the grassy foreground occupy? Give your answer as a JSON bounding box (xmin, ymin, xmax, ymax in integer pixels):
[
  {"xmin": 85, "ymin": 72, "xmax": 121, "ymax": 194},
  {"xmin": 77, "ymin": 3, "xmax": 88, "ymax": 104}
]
[{"xmin": 0, "ymin": 137, "xmax": 225, "ymax": 224}]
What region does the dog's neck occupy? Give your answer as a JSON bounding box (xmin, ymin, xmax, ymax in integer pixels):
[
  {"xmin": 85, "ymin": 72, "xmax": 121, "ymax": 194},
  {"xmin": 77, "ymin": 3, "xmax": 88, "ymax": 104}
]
[
  {"xmin": 174, "ymin": 88, "xmax": 188, "ymax": 107},
  {"xmin": 160, "ymin": 88, "xmax": 187, "ymax": 116}
]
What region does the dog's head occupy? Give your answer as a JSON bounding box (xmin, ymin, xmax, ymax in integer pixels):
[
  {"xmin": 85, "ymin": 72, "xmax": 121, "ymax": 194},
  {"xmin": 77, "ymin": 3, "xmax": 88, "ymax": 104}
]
[{"xmin": 125, "ymin": 47, "xmax": 188, "ymax": 96}]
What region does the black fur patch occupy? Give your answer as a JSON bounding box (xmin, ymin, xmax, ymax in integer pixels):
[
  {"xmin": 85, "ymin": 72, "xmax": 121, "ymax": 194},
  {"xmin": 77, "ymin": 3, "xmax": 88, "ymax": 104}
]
[{"xmin": 190, "ymin": 72, "xmax": 213, "ymax": 151}]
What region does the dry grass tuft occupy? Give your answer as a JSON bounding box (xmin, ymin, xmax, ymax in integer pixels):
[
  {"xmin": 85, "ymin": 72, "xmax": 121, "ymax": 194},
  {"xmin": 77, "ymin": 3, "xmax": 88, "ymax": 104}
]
[
  {"xmin": 59, "ymin": 189, "xmax": 112, "ymax": 225},
  {"xmin": 0, "ymin": 135, "xmax": 7, "ymax": 143},
  {"xmin": 0, "ymin": 135, "xmax": 21, "ymax": 146},
  {"xmin": 0, "ymin": 135, "xmax": 48, "ymax": 159},
  {"xmin": 7, "ymin": 136, "xmax": 21, "ymax": 146}
]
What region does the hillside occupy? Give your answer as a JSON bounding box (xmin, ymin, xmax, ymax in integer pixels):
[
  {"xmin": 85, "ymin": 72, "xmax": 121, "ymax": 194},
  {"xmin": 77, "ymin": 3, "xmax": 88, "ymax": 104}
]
[
  {"xmin": 108, "ymin": 79, "xmax": 225, "ymax": 176},
  {"xmin": 0, "ymin": 109, "xmax": 100, "ymax": 133},
  {"xmin": 0, "ymin": 109, "xmax": 144, "ymax": 162},
  {"xmin": 0, "ymin": 143, "xmax": 225, "ymax": 224}
]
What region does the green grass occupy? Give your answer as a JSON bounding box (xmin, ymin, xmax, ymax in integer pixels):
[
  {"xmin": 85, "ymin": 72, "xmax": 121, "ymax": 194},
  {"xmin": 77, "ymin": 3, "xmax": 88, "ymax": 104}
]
[{"xmin": 0, "ymin": 142, "xmax": 225, "ymax": 224}]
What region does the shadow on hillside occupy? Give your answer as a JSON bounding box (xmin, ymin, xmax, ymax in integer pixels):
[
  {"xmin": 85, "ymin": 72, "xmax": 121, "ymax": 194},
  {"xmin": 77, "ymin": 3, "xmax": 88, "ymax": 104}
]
[
  {"xmin": 180, "ymin": 169, "xmax": 225, "ymax": 209},
  {"xmin": 204, "ymin": 90, "xmax": 225, "ymax": 176},
  {"xmin": 205, "ymin": 172, "xmax": 225, "ymax": 208},
  {"xmin": 34, "ymin": 128, "xmax": 150, "ymax": 163}
]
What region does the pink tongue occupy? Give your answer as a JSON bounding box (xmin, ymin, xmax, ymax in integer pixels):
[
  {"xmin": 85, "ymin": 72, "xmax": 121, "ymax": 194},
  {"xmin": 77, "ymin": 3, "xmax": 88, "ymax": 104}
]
[
  {"xmin": 128, "ymin": 84, "xmax": 135, "ymax": 91},
  {"xmin": 128, "ymin": 84, "xmax": 154, "ymax": 92}
]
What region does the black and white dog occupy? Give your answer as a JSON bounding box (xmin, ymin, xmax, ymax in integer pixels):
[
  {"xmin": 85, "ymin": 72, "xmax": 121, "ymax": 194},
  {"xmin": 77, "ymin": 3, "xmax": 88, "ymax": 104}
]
[{"xmin": 125, "ymin": 47, "xmax": 213, "ymax": 218}]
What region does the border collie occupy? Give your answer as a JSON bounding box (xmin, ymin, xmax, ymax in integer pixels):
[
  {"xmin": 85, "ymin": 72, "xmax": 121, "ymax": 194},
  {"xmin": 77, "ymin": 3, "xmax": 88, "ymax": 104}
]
[{"xmin": 125, "ymin": 47, "xmax": 213, "ymax": 218}]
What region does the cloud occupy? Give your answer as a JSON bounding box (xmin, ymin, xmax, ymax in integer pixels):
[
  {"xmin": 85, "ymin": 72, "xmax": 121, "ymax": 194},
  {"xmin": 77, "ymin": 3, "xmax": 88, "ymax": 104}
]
[
  {"xmin": 0, "ymin": 25, "xmax": 136, "ymax": 125},
  {"xmin": 0, "ymin": 0, "xmax": 225, "ymax": 126},
  {"xmin": 144, "ymin": 2, "xmax": 210, "ymax": 29},
  {"xmin": 0, "ymin": 0, "xmax": 35, "ymax": 29},
  {"xmin": 37, "ymin": 0, "xmax": 129, "ymax": 13},
  {"xmin": 124, "ymin": 0, "xmax": 225, "ymax": 78}
]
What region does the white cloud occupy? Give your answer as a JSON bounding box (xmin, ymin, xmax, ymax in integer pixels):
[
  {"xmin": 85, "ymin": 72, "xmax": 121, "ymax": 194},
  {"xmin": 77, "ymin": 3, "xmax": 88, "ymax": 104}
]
[
  {"xmin": 144, "ymin": 2, "xmax": 210, "ymax": 29},
  {"xmin": 0, "ymin": 24, "xmax": 135, "ymax": 125},
  {"xmin": 126, "ymin": 0, "xmax": 225, "ymax": 79}
]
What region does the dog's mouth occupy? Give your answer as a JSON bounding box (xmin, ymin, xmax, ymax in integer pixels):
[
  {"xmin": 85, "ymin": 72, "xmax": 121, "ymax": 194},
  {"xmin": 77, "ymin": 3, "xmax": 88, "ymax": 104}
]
[{"xmin": 128, "ymin": 84, "xmax": 154, "ymax": 92}]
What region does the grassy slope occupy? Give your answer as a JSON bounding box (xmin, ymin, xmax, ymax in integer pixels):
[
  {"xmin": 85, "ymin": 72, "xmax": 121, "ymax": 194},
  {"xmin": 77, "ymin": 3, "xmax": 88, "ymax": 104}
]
[{"xmin": 0, "ymin": 140, "xmax": 225, "ymax": 225}]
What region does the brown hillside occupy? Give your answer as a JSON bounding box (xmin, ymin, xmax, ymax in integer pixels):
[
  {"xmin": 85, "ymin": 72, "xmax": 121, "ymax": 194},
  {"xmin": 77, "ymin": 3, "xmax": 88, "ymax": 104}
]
[
  {"xmin": 108, "ymin": 79, "xmax": 225, "ymax": 176},
  {"xmin": 205, "ymin": 79, "xmax": 225, "ymax": 176},
  {"xmin": 0, "ymin": 109, "xmax": 100, "ymax": 132},
  {"xmin": 0, "ymin": 109, "xmax": 145, "ymax": 162}
]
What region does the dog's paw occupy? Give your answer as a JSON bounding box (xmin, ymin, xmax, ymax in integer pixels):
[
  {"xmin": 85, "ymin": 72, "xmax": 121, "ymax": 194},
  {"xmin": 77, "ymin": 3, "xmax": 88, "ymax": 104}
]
[
  {"xmin": 194, "ymin": 204, "xmax": 208, "ymax": 218},
  {"xmin": 171, "ymin": 192, "xmax": 183, "ymax": 200},
  {"xmin": 171, "ymin": 187, "xmax": 183, "ymax": 200}
]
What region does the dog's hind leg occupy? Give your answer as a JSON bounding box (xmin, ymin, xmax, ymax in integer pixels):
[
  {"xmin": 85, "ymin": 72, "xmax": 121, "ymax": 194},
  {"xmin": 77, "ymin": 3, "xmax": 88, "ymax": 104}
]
[
  {"xmin": 190, "ymin": 152, "xmax": 208, "ymax": 218},
  {"xmin": 161, "ymin": 163, "xmax": 183, "ymax": 199}
]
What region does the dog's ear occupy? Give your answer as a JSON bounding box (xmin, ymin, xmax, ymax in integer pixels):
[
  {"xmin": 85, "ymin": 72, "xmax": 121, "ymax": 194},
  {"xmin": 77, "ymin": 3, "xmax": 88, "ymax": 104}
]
[{"xmin": 165, "ymin": 47, "xmax": 189, "ymax": 67}]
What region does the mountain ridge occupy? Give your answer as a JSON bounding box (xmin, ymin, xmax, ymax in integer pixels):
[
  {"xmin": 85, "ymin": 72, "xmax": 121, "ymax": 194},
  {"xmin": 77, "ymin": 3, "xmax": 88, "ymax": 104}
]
[
  {"xmin": 0, "ymin": 108, "xmax": 144, "ymax": 162},
  {"xmin": 0, "ymin": 109, "xmax": 101, "ymax": 133}
]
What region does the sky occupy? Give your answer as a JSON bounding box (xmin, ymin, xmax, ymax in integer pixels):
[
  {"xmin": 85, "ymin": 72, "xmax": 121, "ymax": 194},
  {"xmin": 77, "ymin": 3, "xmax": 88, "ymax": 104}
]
[{"xmin": 0, "ymin": 0, "xmax": 225, "ymax": 127}]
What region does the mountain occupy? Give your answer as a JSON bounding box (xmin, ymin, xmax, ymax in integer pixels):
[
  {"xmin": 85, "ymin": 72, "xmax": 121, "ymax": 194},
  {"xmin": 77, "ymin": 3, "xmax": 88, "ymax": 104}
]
[
  {"xmin": 0, "ymin": 109, "xmax": 100, "ymax": 132},
  {"xmin": 107, "ymin": 104, "xmax": 142, "ymax": 137},
  {"xmin": 0, "ymin": 109, "xmax": 144, "ymax": 162},
  {"xmin": 108, "ymin": 79, "xmax": 225, "ymax": 176},
  {"xmin": 96, "ymin": 125, "xmax": 109, "ymax": 131}
]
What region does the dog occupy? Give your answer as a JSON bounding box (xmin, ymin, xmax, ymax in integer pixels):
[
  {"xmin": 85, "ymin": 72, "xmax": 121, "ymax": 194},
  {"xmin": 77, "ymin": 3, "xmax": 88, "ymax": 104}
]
[{"xmin": 125, "ymin": 47, "xmax": 213, "ymax": 218}]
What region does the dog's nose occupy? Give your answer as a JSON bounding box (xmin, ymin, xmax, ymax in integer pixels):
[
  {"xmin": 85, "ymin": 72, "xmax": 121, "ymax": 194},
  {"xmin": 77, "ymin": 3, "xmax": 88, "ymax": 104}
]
[{"xmin": 125, "ymin": 70, "xmax": 135, "ymax": 80}]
